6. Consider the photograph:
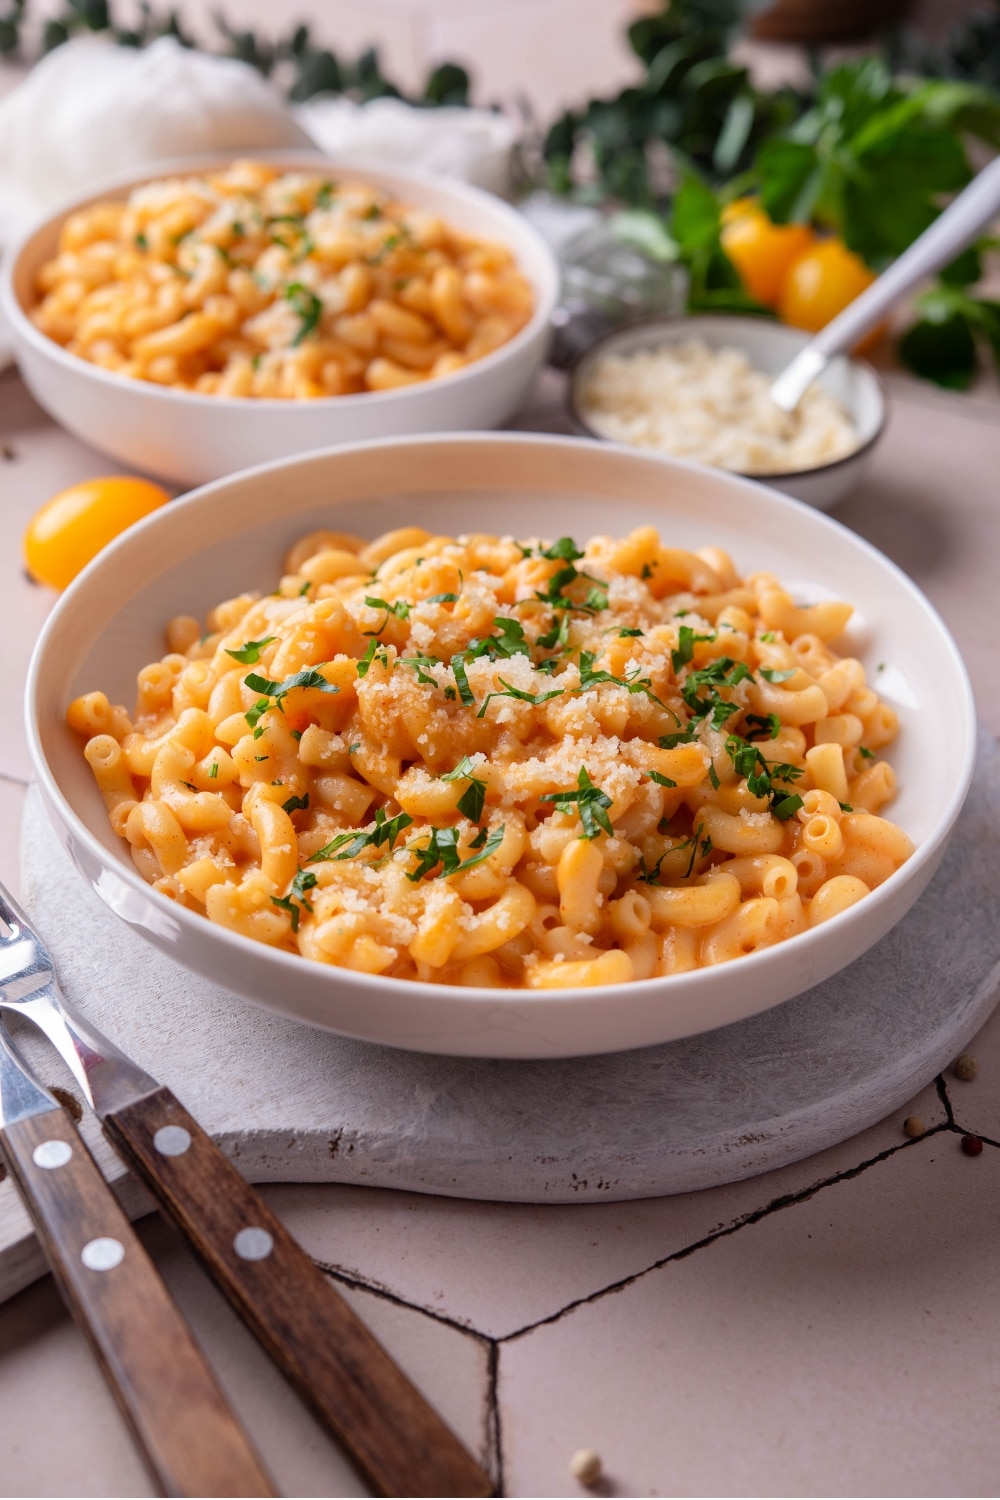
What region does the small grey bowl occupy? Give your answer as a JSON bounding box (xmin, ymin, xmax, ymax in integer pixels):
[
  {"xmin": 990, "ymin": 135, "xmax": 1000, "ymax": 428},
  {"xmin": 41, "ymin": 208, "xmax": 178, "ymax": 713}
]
[{"xmin": 568, "ymin": 313, "xmax": 888, "ymax": 511}]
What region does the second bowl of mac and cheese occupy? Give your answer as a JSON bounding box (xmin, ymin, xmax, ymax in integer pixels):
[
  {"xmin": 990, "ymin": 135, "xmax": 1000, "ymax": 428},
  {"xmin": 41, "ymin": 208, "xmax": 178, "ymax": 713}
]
[{"xmin": 2, "ymin": 155, "xmax": 558, "ymax": 485}]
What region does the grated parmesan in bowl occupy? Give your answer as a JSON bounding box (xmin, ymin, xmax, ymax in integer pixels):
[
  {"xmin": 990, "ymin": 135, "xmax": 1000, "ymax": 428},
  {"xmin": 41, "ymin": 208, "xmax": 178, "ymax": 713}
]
[{"xmin": 575, "ymin": 337, "xmax": 861, "ymax": 476}]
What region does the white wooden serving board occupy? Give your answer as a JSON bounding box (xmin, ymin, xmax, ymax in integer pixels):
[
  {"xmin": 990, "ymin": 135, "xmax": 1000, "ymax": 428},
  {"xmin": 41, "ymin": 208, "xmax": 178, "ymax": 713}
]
[{"xmin": 2, "ymin": 729, "xmax": 999, "ymax": 1304}]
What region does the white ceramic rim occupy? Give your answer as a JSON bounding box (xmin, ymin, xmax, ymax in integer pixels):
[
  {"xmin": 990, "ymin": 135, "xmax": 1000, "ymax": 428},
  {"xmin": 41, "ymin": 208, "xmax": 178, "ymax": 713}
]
[
  {"xmin": 0, "ymin": 148, "xmax": 560, "ymax": 413},
  {"xmin": 24, "ymin": 431, "xmax": 978, "ymax": 1037},
  {"xmin": 566, "ymin": 311, "xmax": 889, "ymax": 483}
]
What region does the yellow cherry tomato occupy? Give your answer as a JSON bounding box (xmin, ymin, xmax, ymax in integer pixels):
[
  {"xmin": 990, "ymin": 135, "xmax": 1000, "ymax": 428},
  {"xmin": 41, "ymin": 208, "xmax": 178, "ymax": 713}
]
[
  {"xmin": 777, "ymin": 238, "xmax": 876, "ymax": 333},
  {"xmin": 24, "ymin": 476, "xmax": 171, "ymax": 590},
  {"xmin": 720, "ymin": 200, "xmax": 815, "ymax": 308}
]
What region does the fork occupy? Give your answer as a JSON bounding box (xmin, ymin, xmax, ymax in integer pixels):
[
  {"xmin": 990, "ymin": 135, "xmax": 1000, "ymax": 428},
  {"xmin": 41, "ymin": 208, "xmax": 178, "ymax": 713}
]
[
  {"xmin": 0, "ymin": 1011, "xmax": 276, "ymax": 1498},
  {"xmin": 0, "ymin": 881, "xmax": 493, "ymax": 1500}
]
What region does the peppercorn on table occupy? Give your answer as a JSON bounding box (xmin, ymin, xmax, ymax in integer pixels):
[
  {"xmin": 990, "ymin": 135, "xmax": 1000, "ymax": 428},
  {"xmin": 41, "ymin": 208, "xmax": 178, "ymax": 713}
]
[{"xmin": 2, "ymin": 350, "xmax": 1000, "ymax": 1496}]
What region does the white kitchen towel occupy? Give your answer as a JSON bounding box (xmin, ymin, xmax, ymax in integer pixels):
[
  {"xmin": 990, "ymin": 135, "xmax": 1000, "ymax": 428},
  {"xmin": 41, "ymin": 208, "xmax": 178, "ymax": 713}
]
[{"xmin": 0, "ymin": 33, "xmax": 516, "ymax": 365}]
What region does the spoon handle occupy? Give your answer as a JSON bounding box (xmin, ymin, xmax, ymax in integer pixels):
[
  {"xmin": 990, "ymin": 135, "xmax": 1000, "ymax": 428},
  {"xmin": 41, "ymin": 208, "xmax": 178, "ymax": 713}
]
[{"xmin": 771, "ymin": 155, "xmax": 1000, "ymax": 411}]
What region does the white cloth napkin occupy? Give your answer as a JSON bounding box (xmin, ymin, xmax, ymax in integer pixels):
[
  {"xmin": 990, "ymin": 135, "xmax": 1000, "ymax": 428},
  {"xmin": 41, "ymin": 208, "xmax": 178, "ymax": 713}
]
[{"xmin": 0, "ymin": 33, "xmax": 516, "ymax": 366}]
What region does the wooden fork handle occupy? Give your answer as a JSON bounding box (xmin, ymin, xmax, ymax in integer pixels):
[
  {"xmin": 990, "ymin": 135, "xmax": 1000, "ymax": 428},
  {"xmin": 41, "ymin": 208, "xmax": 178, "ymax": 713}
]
[
  {"xmin": 0, "ymin": 1104, "xmax": 275, "ymax": 1498},
  {"xmin": 103, "ymin": 1085, "xmax": 493, "ymax": 1499}
]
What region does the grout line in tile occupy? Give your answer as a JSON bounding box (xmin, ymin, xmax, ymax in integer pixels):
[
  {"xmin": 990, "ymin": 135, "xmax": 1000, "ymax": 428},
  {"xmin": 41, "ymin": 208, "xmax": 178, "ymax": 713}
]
[
  {"xmin": 313, "ymin": 1256, "xmax": 486, "ymax": 1339},
  {"xmin": 485, "ymin": 1337, "xmax": 505, "ymax": 1495},
  {"xmin": 935, "ymin": 1071, "xmax": 956, "ymax": 1125},
  {"xmin": 497, "ymin": 1126, "xmax": 951, "ymax": 1345}
]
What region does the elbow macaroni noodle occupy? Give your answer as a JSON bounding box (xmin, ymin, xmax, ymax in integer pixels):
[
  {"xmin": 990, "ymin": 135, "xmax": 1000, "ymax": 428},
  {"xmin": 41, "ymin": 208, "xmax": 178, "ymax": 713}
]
[
  {"xmin": 31, "ymin": 161, "xmax": 533, "ymax": 398},
  {"xmin": 69, "ymin": 524, "xmax": 913, "ymax": 990}
]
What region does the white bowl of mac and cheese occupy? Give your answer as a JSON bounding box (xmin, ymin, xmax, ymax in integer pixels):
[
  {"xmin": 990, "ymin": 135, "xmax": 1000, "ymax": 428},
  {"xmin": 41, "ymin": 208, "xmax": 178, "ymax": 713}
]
[
  {"xmin": 1, "ymin": 154, "xmax": 558, "ymax": 486},
  {"xmin": 25, "ymin": 434, "xmax": 975, "ymax": 1058}
]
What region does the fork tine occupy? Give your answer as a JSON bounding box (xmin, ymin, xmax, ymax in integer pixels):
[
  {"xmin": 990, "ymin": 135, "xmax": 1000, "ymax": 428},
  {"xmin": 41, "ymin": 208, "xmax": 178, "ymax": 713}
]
[{"xmin": 0, "ymin": 881, "xmax": 27, "ymax": 939}]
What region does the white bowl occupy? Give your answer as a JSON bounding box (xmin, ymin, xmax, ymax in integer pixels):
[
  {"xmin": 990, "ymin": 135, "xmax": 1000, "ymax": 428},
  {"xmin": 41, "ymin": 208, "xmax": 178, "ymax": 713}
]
[
  {"xmin": 0, "ymin": 152, "xmax": 559, "ymax": 487},
  {"xmin": 26, "ymin": 434, "xmax": 974, "ymax": 1059},
  {"xmin": 569, "ymin": 313, "xmax": 887, "ymax": 511}
]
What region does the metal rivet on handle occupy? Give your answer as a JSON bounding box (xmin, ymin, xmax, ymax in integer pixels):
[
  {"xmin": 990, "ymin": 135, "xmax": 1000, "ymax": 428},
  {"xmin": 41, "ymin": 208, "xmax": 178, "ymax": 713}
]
[
  {"xmin": 153, "ymin": 1125, "xmax": 192, "ymax": 1157},
  {"xmin": 233, "ymin": 1227, "xmax": 273, "ymax": 1261},
  {"xmin": 81, "ymin": 1237, "xmax": 125, "ymax": 1272},
  {"xmin": 32, "ymin": 1140, "xmax": 73, "ymax": 1170}
]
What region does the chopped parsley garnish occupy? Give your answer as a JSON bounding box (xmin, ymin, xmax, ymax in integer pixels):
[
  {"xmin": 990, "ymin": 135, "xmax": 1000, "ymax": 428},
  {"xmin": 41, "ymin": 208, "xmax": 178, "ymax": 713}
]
[
  {"xmin": 535, "ymin": 555, "xmax": 608, "ymax": 616},
  {"xmin": 209, "ymin": 762, "xmax": 219, "ymax": 779},
  {"xmin": 425, "ymin": 590, "xmax": 460, "ymax": 605},
  {"xmin": 451, "ymin": 655, "xmax": 476, "ymax": 708},
  {"xmin": 400, "ymin": 653, "xmax": 441, "ymax": 687},
  {"xmin": 290, "ymin": 729, "xmax": 302, "ymax": 742},
  {"xmin": 405, "ymin": 822, "xmax": 505, "ymax": 881},
  {"xmin": 759, "ymin": 668, "xmax": 796, "ymax": 684},
  {"xmin": 708, "ymin": 763, "xmax": 720, "ymax": 790},
  {"xmin": 316, "ymin": 181, "xmax": 336, "ymax": 208},
  {"xmin": 441, "ymin": 756, "xmax": 487, "ymax": 822},
  {"xmin": 282, "ymin": 793, "xmax": 310, "ymax": 814},
  {"xmin": 648, "ymin": 770, "xmax": 677, "ymax": 789},
  {"xmin": 539, "ymin": 766, "xmax": 613, "ymax": 840},
  {"xmin": 181, "ymin": 781, "xmax": 197, "ymax": 792},
  {"xmin": 576, "ymin": 651, "xmax": 665, "ymax": 708},
  {"xmin": 641, "ymin": 561, "xmax": 655, "ymax": 580},
  {"xmin": 225, "ymin": 635, "xmax": 276, "ymax": 665},
  {"xmin": 477, "ymin": 678, "xmax": 563, "ymax": 718},
  {"xmin": 271, "ymin": 867, "xmax": 319, "ymax": 933},
  {"xmin": 659, "ymin": 728, "xmax": 699, "ymax": 748},
  {"xmin": 356, "ymin": 639, "xmax": 389, "ymax": 677},
  {"xmin": 725, "ymin": 733, "xmax": 805, "ymax": 813},
  {"xmin": 618, "ymin": 627, "xmax": 643, "ymax": 639},
  {"xmin": 541, "ymin": 536, "xmax": 584, "ymax": 562},
  {"xmin": 859, "ymin": 746, "xmax": 875, "ymax": 760},
  {"xmin": 365, "ymin": 594, "xmax": 411, "ymax": 630},
  {"xmin": 671, "ymin": 625, "xmax": 716, "ymax": 674},
  {"xmin": 308, "ymin": 807, "xmax": 413, "ymax": 863},
  {"xmin": 284, "ymin": 282, "xmax": 323, "ymax": 346},
  {"xmin": 362, "ymin": 203, "xmax": 382, "ymax": 220},
  {"xmin": 680, "ymin": 658, "xmax": 753, "ymax": 729},
  {"xmin": 745, "ymin": 712, "xmax": 781, "ymax": 742},
  {"xmin": 243, "ymin": 668, "xmax": 339, "ymax": 731},
  {"xmin": 298, "ymin": 580, "xmax": 312, "ymax": 597},
  {"xmin": 135, "ymin": 231, "xmax": 148, "ymax": 250},
  {"xmin": 537, "ymin": 612, "xmax": 571, "ymax": 652},
  {"xmin": 270, "ymin": 894, "xmax": 303, "ymax": 932},
  {"xmin": 760, "ymin": 631, "xmax": 776, "ymax": 643},
  {"xmin": 839, "ymin": 802, "xmax": 854, "ymax": 813}
]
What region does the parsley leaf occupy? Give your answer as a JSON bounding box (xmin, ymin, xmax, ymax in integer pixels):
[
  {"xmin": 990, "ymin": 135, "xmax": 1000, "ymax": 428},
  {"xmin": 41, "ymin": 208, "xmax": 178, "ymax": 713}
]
[
  {"xmin": 539, "ymin": 766, "xmax": 614, "ymax": 840},
  {"xmin": 405, "ymin": 823, "xmax": 505, "ymax": 881},
  {"xmin": 308, "ymin": 807, "xmax": 413, "ymax": 863},
  {"xmin": 759, "ymin": 668, "xmax": 796, "ymax": 684},
  {"xmin": 365, "ymin": 595, "xmax": 411, "ymax": 629},
  {"xmin": 225, "ymin": 635, "xmax": 275, "ymax": 664},
  {"xmin": 671, "ymin": 624, "xmax": 716, "ymax": 673},
  {"xmin": 619, "ymin": 627, "xmax": 644, "ymax": 638},
  {"xmin": 746, "ymin": 712, "xmax": 781, "ymax": 742},
  {"xmin": 270, "ymin": 894, "xmax": 303, "ymax": 932},
  {"xmin": 356, "ymin": 640, "xmax": 389, "ymax": 678},
  {"xmin": 442, "ymin": 755, "xmax": 487, "ymax": 823},
  {"xmin": 859, "ymin": 745, "xmax": 876, "ymax": 760},
  {"xmin": 243, "ymin": 667, "xmax": 339, "ymax": 729},
  {"xmin": 541, "ymin": 537, "xmax": 584, "ymax": 561},
  {"xmin": 400, "ymin": 652, "xmax": 441, "ymax": 687},
  {"xmin": 282, "ymin": 793, "xmax": 310, "ymax": 814},
  {"xmin": 451, "ymin": 655, "xmax": 476, "ymax": 708},
  {"xmin": 648, "ymin": 770, "xmax": 677, "ymax": 788},
  {"xmin": 477, "ymin": 678, "xmax": 563, "ymax": 718},
  {"xmin": 284, "ymin": 282, "xmax": 323, "ymax": 346},
  {"xmin": 577, "ymin": 650, "xmax": 666, "ymax": 708}
]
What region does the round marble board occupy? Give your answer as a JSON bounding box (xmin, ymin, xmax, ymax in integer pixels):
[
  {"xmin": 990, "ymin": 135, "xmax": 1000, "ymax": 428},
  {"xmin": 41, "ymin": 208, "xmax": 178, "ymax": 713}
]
[{"xmin": 1, "ymin": 730, "xmax": 997, "ymax": 1300}]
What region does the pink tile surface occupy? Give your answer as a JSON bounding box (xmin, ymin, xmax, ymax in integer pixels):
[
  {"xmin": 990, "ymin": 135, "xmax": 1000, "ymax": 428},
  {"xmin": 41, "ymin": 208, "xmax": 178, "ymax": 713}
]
[
  {"xmin": 498, "ymin": 1138, "xmax": 1000, "ymax": 1498},
  {"xmin": 0, "ymin": 1211, "xmax": 491, "ymax": 1498},
  {"xmin": 262, "ymin": 1078, "xmax": 945, "ymax": 1339}
]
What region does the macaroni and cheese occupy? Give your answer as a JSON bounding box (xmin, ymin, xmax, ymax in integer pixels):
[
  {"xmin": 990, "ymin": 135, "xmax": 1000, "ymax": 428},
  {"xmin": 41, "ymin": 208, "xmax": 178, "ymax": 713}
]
[
  {"xmin": 69, "ymin": 524, "xmax": 912, "ymax": 990},
  {"xmin": 31, "ymin": 161, "xmax": 534, "ymax": 399}
]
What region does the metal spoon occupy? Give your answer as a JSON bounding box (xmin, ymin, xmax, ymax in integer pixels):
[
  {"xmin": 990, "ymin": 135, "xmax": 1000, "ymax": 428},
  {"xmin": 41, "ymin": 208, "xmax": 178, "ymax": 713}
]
[{"xmin": 770, "ymin": 155, "xmax": 1000, "ymax": 413}]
